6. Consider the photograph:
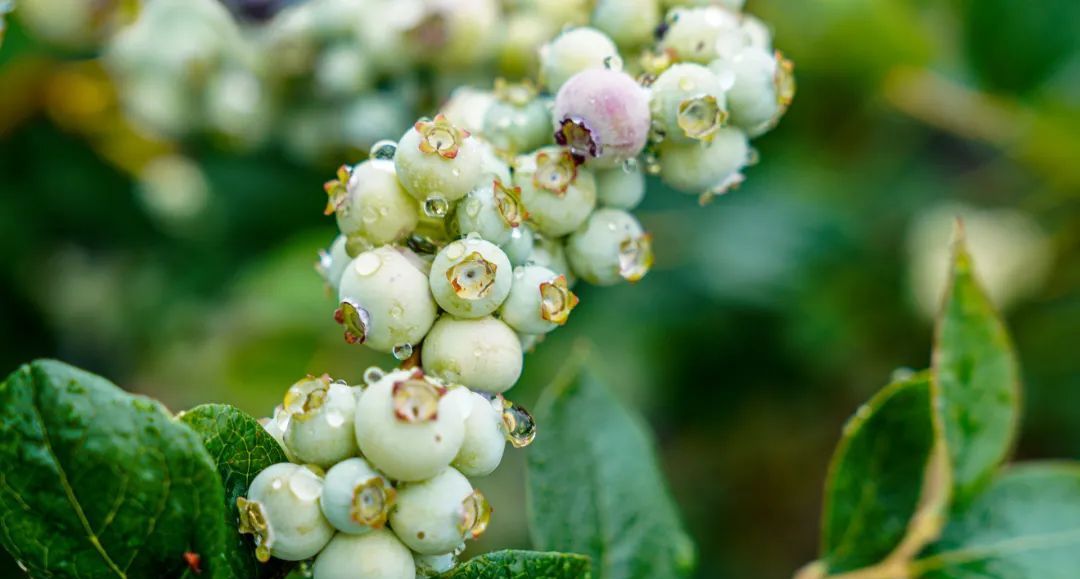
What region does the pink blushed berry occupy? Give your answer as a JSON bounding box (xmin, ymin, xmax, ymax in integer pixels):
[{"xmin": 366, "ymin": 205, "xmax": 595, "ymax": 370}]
[{"xmin": 552, "ymin": 68, "xmax": 651, "ymax": 168}]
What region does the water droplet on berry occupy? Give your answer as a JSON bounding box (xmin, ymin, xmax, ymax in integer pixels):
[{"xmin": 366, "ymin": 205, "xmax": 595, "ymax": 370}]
[
  {"xmin": 370, "ymin": 140, "xmax": 397, "ymax": 160},
  {"xmin": 458, "ymin": 489, "xmax": 491, "ymax": 539},
  {"xmin": 445, "ymin": 241, "xmax": 466, "ymax": 259},
  {"xmin": 362, "ymin": 206, "xmax": 378, "ymax": 224},
  {"xmin": 390, "ymin": 304, "xmax": 404, "ymax": 318},
  {"xmin": 352, "ymin": 252, "xmax": 382, "ymax": 276},
  {"xmin": 502, "ymin": 400, "xmax": 536, "ymax": 447},
  {"xmin": 289, "ymin": 468, "xmax": 323, "ymax": 501},
  {"xmin": 464, "ymin": 197, "xmax": 482, "ymax": 216},
  {"xmin": 325, "ymin": 409, "xmax": 346, "ymax": 428},
  {"xmin": 603, "ymin": 56, "xmax": 616, "ymax": 69},
  {"xmin": 393, "ymin": 343, "xmax": 414, "ymax": 360},
  {"xmin": 424, "ymin": 195, "xmax": 449, "ymax": 217},
  {"xmin": 622, "ymin": 158, "xmax": 639, "ymax": 173},
  {"xmin": 465, "ymin": 231, "xmax": 482, "ymax": 241},
  {"xmin": 363, "ymin": 366, "xmax": 385, "ymax": 384}
]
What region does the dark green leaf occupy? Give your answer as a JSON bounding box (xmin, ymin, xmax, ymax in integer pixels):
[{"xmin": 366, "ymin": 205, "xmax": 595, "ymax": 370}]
[
  {"xmin": 526, "ymin": 363, "xmax": 695, "ymax": 579},
  {"xmin": 914, "ymin": 462, "xmax": 1080, "ymax": 578},
  {"xmin": 178, "ymin": 404, "xmax": 293, "ymax": 579},
  {"xmin": 820, "ymin": 372, "xmax": 946, "ymax": 573},
  {"xmin": 933, "ymin": 230, "xmax": 1021, "ymax": 507},
  {"xmin": 438, "ymin": 550, "xmax": 591, "ymax": 579},
  {"xmin": 0, "ymin": 360, "xmax": 236, "ymax": 578}
]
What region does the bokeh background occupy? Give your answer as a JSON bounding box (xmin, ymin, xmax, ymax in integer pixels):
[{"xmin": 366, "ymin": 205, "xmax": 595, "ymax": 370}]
[{"xmin": 1, "ymin": 0, "xmax": 1077, "ymax": 577}]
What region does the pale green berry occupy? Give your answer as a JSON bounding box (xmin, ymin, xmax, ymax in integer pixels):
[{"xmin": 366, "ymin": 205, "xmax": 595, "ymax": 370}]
[
  {"xmin": 421, "ymin": 0, "xmax": 500, "ymax": 69},
  {"xmin": 650, "ymin": 63, "xmax": 731, "ymax": 144},
  {"xmin": 528, "ymin": 233, "xmax": 576, "ymax": 286},
  {"xmin": 326, "ymin": 160, "xmax": 419, "ymax": 246},
  {"xmin": 595, "ymin": 165, "xmax": 646, "ymax": 210},
  {"xmin": 518, "ymin": 332, "xmax": 542, "ymax": 354},
  {"xmin": 499, "ymin": 265, "xmax": 579, "ymax": 335},
  {"xmin": 452, "ymin": 392, "xmax": 506, "ymax": 477},
  {"xmin": 439, "ymin": 87, "xmax": 495, "ymax": 135},
  {"xmin": 566, "ymin": 208, "xmax": 654, "ymax": 286},
  {"xmin": 395, "ymin": 115, "xmax": 484, "ymax": 205},
  {"xmin": 353, "ymin": 369, "xmax": 469, "ymax": 482},
  {"xmin": 238, "ymin": 463, "xmax": 334, "ymax": 562},
  {"xmin": 258, "ymin": 405, "xmax": 296, "ymax": 462},
  {"xmin": 451, "ymin": 179, "xmax": 527, "ymax": 246},
  {"xmin": 422, "ymin": 316, "xmax": 523, "ymax": 393},
  {"xmin": 282, "ymin": 376, "xmax": 359, "ymax": 468},
  {"xmin": 337, "ymin": 246, "xmax": 438, "ymax": 353},
  {"xmin": 501, "ymin": 223, "xmax": 535, "ymax": 267},
  {"xmin": 320, "ymin": 458, "xmax": 396, "ymax": 535},
  {"xmin": 313, "ymin": 529, "xmax": 415, "ymax": 579},
  {"xmin": 476, "ymin": 137, "xmax": 513, "ymax": 184},
  {"xmin": 741, "ymin": 14, "xmax": 772, "ymax": 51},
  {"xmin": 314, "ymin": 42, "xmax": 374, "ymax": 98},
  {"xmin": 317, "ymin": 235, "xmax": 351, "ymax": 292},
  {"xmin": 389, "ymin": 467, "xmax": 491, "ymax": 555},
  {"xmin": 515, "ymin": 147, "xmax": 597, "ymax": 237},
  {"xmin": 496, "ymin": 11, "xmax": 558, "ymax": 78},
  {"xmin": 658, "ymin": 127, "xmax": 749, "ymax": 195},
  {"xmin": 482, "ymin": 81, "xmax": 552, "ymax": 155},
  {"xmin": 539, "ymin": 27, "xmax": 622, "ymax": 92},
  {"xmin": 414, "ymin": 552, "xmax": 457, "ymax": 577},
  {"xmin": 658, "ymin": 6, "xmax": 744, "ymax": 64},
  {"xmin": 592, "ymin": 0, "xmax": 661, "ymax": 50},
  {"xmin": 429, "ymin": 237, "xmax": 513, "ymax": 318},
  {"xmin": 710, "ymin": 47, "xmax": 794, "ymax": 136}
]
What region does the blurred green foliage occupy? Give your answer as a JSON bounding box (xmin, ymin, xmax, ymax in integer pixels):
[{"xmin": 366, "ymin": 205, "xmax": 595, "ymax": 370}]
[{"xmin": 0, "ymin": 0, "xmax": 1077, "ymax": 577}]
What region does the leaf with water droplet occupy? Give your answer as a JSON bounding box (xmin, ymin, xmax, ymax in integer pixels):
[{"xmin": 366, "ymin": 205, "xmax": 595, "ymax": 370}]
[
  {"xmin": 527, "ymin": 351, "xmax": 695, "ymax": 578},
  {"xmin": 178, "ymin": 404, "xmax": 294, "ymax": 579},
  {"xmin": 436, "ymin": 549, "xmax": 591, "ymax": 578},
  {"xmin": 0, "ymin": 360, "xmax": 242, "ymax": 578}
]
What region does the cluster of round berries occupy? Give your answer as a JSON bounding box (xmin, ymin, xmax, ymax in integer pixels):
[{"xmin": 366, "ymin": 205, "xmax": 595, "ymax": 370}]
[{"xmin": 243, "ymin": 369, "xmax": 536, "ymax": 578}]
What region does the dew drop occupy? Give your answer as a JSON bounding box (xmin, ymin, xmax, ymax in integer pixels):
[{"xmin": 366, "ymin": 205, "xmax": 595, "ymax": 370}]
[
  {"xmin": 464, "ymin": 197, "xmax": 482, "ymax": 217},
  {"xmin": 370, "ymin": 140, "xmax": 397, "ymax": 160},
  {"xmin": 603, "ymin": 56, "xmax": 615, "ymax": 69},
  {"xmin": 363, "ymin": 366, "xmax": 385, "ymax": 384},
  {"xmin": 502, "ymin": 400, "xmax": 537, "ymax": 448},
  {"xmin": 424, "ymin": 195, "xmax": 449, "ymax": 218},
  {"xmin": 445, "ymin": 241, "xmax": 466, "ymax": 260},
  {"xmin": 352, "ymin": 252, "xmax": 382, "ymax": 276},
  {"xmin": 393, "ymin": 343, "xmax": 414, "ymax": 360},
  {"xmin": 677, "ymin": 77, "xmax": 695, "ymax": 91},
  {"xmin": 361, "ymin": 206, "xmax": 378, "ymax": 224},
  {"xmin": 289, "ymin": 469, "xmax": 323, "ymax": 502},
  {"xmin": 464, "ymin": 231, "xmax": 482, "ymax": 241},
  {"xmin": 378, "ymin": 206, "xmax": 390, "ymax": 216},
  {"xmin": 622, "ymin": 157, "xmax": 639, "ymax": 174},
  {"xmin": 325, "ymin": 409, "xmax": 346, "ymax": 428},
  {"xmin": 390, "ymin": 304, "xmax": 404, "ymax": 319}
]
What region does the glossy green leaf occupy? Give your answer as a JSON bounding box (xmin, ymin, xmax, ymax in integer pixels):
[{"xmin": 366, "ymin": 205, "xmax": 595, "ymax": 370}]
[
  {"xmin": 933, "ymin": 231, "xmax": 1021, "ymax": 507},
  {"xmin": 526, "ymin": 364, "xmax": 695, "ymax": 579},
  {"xmin": 0, "ymin": 360, "xmax": 236, "ymax": 578},
  {"xmin": 914, "ymin": 462, "xmax": 1080, "ymax": 578},
  {"xmin": 438, "ymin": 550, "xmax": 591, "ymax": 579},
  {"xmin": 820, "ymin": 371, "xmax": 947, "ymax": 573},
  {"xmin": 178, "ymin": 404, "xmax": 292, "ymax": 579}
]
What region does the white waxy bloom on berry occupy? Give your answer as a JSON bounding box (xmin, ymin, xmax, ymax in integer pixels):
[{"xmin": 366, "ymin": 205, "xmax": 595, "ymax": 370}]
[
  {"xmin": 320, "ymin": 458, "xmax": 396, "ymax": 535},
  {"xmin": 657, "ymin": 6, "xmax": 745, "ymax": 64},
  {"xmin": 395, "ymin": 115, "xmax": 484, "ymax": 206},
  {"xmin": 337, "ymin": 246, "xmax": 438, "ymax": 353},
  {"xmin": 649, "ymin": 63, "xmax": 732, "ymax": 144},
  {"xmin": 312, "ymin": 529, "xmax": 416, "ymax": 579},
  {"xmin": 499, "ymin": 265, "xmax": 579, "ymax": 335},
  {"xmin": 389, "ymin": 467, "xmax": 491, "ymax": 555},
  {"xmin": 429, "ymin": 237, "xmax": 514, "ymax": 318},
  {"xmin": 452, "ymin": 179, "xmax": 528, "ymax": 246},
  {"xmin": 475, "ymin": 137, "xmax": 513, "ymax": 185},
  {"xmin": 710, "ymin": 47, "xmax": 795, "ymax": 136},
  {"xmin": 353, "ymin": 369, "xmax": 469, "ymax": 482},
  {"xmin": 324, "ymin": 160, "xmax": 419, "ymax": 246},
  {"xmin": 553, "ymin": 68, "xmax": 651, "ymax": 168},
  {"xmin": 595, "ymin": 165, "xmax": 646, "ymax": 210},
  {"xmin": 422, "ymin": 316, "xmax": 523, "ymax": 393},
  {"xmin": 238, "ymin": 463, "xmax": 334, "ymax": 562},
  {"xmin": 539, "ymin": 26, "xmax": 623, "ymax": 93},
  {"xmin": 439, "ymin": 87, "xmax": 495, "ymax": 135},
  {"xmin": 282, "ymin": 375, "xmax": 359, "ymax": 468},
  {"xmin": 740, "ymin": 14, "xmax": 773, "ymax": 51},
  {"xmin": 452, "ymin": 391, "xmax": 507, "ymax": 477},
  {"xmin": 591, "ymin": 0, "xmax": 661, "ymax": 50},
  {"xmin": 658, "ymin": 127, "xmax": 749, "ymax": 197},
  {"xmin": 528, "ymin": 233, "xmax": 575, "ymax": 286},
  {"xmin": 316, "ymin": 235, "xmax": 351, "ymax": 292},
  {"xmin": 501, "ymin": 222, "xmax": 535, "ymax": 267},
  {"xmin": 482, "ymin": 80, "xmax": 552, "ymax": 155},
  {"xmin": 514, "ymin": 147, "xmax": 597, "ymax": 237},
  {"xmin": 414, "ymin": 552, "xmax": 457, "ymax": 577},
  {"xmin": 566, "ymin": 208, "xmax": 654, "ymax": 286}
]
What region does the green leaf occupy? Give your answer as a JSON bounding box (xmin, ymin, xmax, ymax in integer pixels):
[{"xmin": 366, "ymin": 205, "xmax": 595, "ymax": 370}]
[
  {"xmin": 438, "ymin": 550, "xmax": 591, "ymax": 579},
  {"xmin": 933, "ymin": 229, "xmax": 1021, "ymax": 507},
  {"xmin": 526, "ymin": 362, "xmax": 695, "ymax": 579},
  {"xmin": 913, "ymin": 462, "xmax": 1080, "ymax": 578},
  {"xmin": 820, "ymin": 371, "xmax": 948, "ymax": 573},
  {"xmin": 0, "ymin": 360, "xmax": 236, "ymax": 578},
  {"xmin": 178, "ymin": 404, "xmax": 292, "ymax": 579}
]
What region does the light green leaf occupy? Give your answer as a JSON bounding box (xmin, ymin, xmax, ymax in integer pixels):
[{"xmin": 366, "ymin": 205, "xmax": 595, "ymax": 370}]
[
  {"xmin": 0, "ymin": 360, "xmax": 236, "ymax": 578},
  {"xmin": 933, "ymin": 228, "xmax": 1021, "ymax": 507},
  {"xmin": 438, "ymin": 550, "xmax": 591, "ymax": 579},
  {"xmin": 820, "ymin": 371, "xmax": 949, "ymax": 573},
  {"xmin": 526, "ymin": 362, "xmax": 695, "ymax": 579},
  {"xmin": 178, "ymin": 404, "xmax": 293, "ymax": 579},
  {"xmin": 914, "ymin": 462, "xmax": 1080, "ymax": 578}
]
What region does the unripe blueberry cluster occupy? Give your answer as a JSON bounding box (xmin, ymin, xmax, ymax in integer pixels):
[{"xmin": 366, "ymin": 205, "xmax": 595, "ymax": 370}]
[{"xmin": 244, "ymin": 369, "xmax": 535, "ymax": 578}]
